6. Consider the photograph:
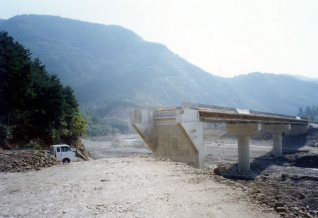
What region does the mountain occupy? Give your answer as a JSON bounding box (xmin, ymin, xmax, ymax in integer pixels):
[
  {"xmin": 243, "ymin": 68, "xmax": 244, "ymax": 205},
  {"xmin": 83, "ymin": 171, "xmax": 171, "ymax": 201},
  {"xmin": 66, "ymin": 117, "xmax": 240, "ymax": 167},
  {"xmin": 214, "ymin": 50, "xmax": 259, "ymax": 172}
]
[
  {"xmin": 285, "ymin": 74, "xmax": 318, "ymax": 84},
  {"xmin": 1, "ymin": 15, "xmax": 317, "ymax": 116},
  {"xmin": 229, "ymin": 73, "xmax": 318, "ymax": 115}
]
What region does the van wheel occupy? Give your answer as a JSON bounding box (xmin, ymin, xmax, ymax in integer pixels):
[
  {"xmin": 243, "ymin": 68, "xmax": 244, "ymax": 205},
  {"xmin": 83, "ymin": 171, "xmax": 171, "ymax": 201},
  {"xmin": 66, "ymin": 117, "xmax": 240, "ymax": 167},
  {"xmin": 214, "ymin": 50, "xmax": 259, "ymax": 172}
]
[{"xmin": 63, "ymin": 158, "xmax": 70, "ymax": 164}]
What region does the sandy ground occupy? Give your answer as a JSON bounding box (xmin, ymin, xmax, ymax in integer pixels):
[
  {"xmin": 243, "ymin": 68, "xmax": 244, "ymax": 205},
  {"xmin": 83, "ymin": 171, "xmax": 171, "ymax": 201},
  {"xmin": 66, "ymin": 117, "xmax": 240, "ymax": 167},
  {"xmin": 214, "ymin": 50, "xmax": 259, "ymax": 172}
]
[
  {"xmin": 82, "ymin": 135, "xmax": 151, "ymax": 160},
  {"xmin": 0, "ymin": 134, "xmax": 280, "ymax": 218},
  {"xmin": 1, "ymin": 128, "xmax": 318, "ymax": 217},
  {"xmin": 0, "ymin": 156, "xmax": 278, "ymax": 218}
]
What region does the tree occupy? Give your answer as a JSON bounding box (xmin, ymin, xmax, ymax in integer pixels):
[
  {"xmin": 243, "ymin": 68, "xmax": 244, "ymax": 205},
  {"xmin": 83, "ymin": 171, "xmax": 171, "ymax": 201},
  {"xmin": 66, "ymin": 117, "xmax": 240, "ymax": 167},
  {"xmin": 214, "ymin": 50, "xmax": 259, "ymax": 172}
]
[
  {"xmin": 305, "ymin": 106, "xmax": 311, "ymax": 118},
  {"xmin": 66, "ymin": 114, "xmax": 87, "ymax": 140},
  {"xmin": 0, "ymin": 31, "xmax": 86, "ymax": 148},
  {"xmin": 0, "ymin": 32, "xmax": 35, "ymax": 143},
  {"xmin": 297, "ymin": 105, "xmax": 318, "ymax": 122},
  {"xmin": 298, "ymin": 107, "xmax": 303, "ymax": 116}
]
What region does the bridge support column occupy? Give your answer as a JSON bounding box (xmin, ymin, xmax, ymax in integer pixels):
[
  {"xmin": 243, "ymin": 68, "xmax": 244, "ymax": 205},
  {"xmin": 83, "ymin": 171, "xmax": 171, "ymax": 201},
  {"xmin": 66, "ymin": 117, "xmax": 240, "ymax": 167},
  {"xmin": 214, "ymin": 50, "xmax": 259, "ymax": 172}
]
[
  {"xmin": 264, "ymin": 124, "xmax": 291, "ymax": 157},
  {"xmin": 226, "ymin": 123, "xmax": 262, "ymax": 171}
]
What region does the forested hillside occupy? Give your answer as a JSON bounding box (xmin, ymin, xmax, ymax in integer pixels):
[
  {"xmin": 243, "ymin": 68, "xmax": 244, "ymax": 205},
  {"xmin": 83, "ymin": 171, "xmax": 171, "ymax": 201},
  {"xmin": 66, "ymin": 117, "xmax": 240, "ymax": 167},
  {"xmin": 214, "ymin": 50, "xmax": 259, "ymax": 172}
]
[
  {"xmin": 228, "ymin": 73, "xmax": 318, "ymax": 115},
  {"xmin": 0, "ymin": 31, "xmax": 86, "ymax": 148},
  {"xmin": 1, "ymin": 15, "xmax": 317, "ymax": 116},
  {"xmin": 298, "ymin": 105, "xmax": 318, "ymax": 122}
]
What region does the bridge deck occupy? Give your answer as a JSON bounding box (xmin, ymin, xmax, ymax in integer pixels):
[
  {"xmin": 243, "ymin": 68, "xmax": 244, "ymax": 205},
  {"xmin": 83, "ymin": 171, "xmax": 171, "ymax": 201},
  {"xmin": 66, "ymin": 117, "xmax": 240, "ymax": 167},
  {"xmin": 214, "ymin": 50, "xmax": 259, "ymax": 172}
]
[
  {"xmin": 152, "ymin": 103, "xmax": 308, "ymax": 125},
  {"xmin": 196, "ymin": 107, "xmax": 308, "ymax": 124}
]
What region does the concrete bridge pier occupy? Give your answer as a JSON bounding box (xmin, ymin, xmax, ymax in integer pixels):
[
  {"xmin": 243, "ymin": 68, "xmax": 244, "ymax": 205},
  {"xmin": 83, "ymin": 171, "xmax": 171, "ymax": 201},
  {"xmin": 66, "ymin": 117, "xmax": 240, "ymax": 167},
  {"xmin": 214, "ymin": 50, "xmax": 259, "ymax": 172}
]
[
  {"xmin": 226, "ymin": 123, "xmax": 262, "ymax": 171},
  {"xmin": 264, "ymin": 124, "xmax": 291, "ymax": 157}
]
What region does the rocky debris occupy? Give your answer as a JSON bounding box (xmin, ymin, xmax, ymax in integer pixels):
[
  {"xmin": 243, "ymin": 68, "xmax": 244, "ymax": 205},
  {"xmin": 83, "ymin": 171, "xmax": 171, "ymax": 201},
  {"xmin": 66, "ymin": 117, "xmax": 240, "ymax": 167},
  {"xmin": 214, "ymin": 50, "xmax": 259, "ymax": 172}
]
[
  {"xmin": 307, "ymin": 132, "xmax": 318, "ymax": 147},
  {"xmin": 309, "ymin": 142, "xmax": 318, "ymax": 148},
  {"xmin": 307, "ymin": 127, "xmax": 318, "ymax": 148},
  {"xmin": 280, "ymin": 173, "xmax": 318, "ymax": 181},
  {"xmin": 75, "ymin": 140, "xmax": 92, "ymax": 161},
  {"xmin": 300, "ymin": 193, "xmax": 306, "ymax": 199},
  {"xmin": 307, "ymin": 127, "xmax": 318, "ymax": 139},
  {"xmin": 250, "ymin": 130, "xmax": 273, "ymax": 141},
  {"xmin": 204, "ymin": 125, "xmax": 318, "ymax": 216},
  {"xmin": 208, "ymin": 174, "xmax": 318, "ymax": 218},
  {"xmin": 213, "ymin": 163, "xmax": 318, "ymax": 210},
  {"xmin": 0, "ymin": 150, "xmax": 61, "ymax": 172},
  {"xmin": 213, "ymin": 164, "xmax": 258, "ymax": 180},
  {"xmin": 274, "ymin": 202, "xmax": 285, "ymax": 208}
]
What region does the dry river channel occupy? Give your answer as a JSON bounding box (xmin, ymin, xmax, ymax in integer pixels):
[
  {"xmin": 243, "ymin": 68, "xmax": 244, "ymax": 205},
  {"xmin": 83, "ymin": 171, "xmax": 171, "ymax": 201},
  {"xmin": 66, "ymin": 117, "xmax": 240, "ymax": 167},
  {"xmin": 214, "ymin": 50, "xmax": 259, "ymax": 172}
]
[{"xmin": 1, "ymin": 127, "xmax": 318, "ymax": 217}]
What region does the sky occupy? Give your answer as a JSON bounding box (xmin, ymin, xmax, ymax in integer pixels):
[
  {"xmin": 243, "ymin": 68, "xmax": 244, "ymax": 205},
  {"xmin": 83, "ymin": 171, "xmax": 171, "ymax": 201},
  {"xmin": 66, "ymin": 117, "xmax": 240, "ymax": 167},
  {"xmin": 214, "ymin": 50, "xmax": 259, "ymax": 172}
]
[{"xmin": 1, "ymin": 0, "xmax": 318, "ymax": 78}]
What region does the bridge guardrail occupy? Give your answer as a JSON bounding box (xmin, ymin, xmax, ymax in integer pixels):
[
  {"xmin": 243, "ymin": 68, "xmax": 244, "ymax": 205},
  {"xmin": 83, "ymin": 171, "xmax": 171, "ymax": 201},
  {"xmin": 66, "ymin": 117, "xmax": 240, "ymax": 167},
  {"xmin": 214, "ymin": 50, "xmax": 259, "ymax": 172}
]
[{"xmin": 153, "ymin": 110, "xmax": 176, "ymax": 118}]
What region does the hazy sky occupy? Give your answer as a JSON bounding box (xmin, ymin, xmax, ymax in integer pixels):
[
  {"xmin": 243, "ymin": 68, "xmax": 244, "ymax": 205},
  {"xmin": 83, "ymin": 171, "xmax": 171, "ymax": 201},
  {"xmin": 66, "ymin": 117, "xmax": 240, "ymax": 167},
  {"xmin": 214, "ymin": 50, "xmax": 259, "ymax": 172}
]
[{"xmin": 1, "ymin": 0, "xmax": 317, "ymax": 78}]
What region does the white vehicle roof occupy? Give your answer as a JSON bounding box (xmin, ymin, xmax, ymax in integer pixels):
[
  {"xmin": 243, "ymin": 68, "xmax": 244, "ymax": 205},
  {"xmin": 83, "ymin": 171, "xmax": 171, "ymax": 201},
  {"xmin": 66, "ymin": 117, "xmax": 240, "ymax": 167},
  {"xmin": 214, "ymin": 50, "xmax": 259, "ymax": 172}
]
[{"xmin": 51, "ymin": 144, "xmax": 70, "ymax": 147}]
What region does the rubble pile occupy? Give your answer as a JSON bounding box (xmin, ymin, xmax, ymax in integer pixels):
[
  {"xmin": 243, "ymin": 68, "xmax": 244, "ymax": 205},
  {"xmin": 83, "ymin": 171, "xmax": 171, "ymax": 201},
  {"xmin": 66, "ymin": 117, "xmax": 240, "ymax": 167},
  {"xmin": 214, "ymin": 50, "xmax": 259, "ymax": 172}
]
[
  {"xmin": 75, "ymin": 141, "xmax": 93, "ymax": 161},
  {"xmin": 247, "ymin": 186, "xmax": 318, "ymax": 217},
  {"xmin": 307, "ymin": 128, "xmax": 318, "ymax": 147},
  {"xmin": 204, "ymin": 126, "xmax": 318, "ymax": 217},
  {"xmin": 0, "ymin": 150, "xmax": 61, "ymax": 172}
]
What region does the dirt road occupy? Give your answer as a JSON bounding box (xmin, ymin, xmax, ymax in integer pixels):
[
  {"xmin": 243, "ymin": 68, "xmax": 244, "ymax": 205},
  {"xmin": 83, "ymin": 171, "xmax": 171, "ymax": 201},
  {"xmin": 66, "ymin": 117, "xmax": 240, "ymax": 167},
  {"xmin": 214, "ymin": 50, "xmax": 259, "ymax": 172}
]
[{"xmin": 0, "ymin": 155, "xmax": 277, "ymax": 217}]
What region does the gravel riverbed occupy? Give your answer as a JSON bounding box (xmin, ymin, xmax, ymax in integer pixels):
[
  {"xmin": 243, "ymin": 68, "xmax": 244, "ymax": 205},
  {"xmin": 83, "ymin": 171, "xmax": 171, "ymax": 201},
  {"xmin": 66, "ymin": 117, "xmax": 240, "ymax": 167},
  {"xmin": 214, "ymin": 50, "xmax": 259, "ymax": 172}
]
[{"xmin": 1, "ymin": 128, "xmax": 318, "ymax": 217}]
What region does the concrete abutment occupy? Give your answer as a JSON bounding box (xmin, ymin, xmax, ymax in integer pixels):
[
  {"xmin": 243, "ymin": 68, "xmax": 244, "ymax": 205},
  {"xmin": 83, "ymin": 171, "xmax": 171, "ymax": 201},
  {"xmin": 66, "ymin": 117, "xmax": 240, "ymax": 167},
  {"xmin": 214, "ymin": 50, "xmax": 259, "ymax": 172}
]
[{"xmin": 130, "ymin": 108, "xmax": 204, "ymax": 169}]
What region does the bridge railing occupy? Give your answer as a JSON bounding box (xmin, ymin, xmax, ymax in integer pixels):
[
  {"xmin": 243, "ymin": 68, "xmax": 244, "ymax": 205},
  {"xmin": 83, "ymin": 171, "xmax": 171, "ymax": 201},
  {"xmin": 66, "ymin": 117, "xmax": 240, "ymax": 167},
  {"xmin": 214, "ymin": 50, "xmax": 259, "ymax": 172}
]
[
  {"xmin": 182, "ymin": 102, "xmax": 237, "ymax": 112},
  {"xmin": 153, "ymin": 110, "xmax": 176, "ymax": 118},
  {"xmin": 199, "ymin": 110, "xmax": 308, "ymax": 124},
  {"xmin": 183, "ymin": 101, "xmax": 308, "ymax": 123},
  {"xmin": 249, "ymin": 110, "xmax": 307, "ymax": 120}
]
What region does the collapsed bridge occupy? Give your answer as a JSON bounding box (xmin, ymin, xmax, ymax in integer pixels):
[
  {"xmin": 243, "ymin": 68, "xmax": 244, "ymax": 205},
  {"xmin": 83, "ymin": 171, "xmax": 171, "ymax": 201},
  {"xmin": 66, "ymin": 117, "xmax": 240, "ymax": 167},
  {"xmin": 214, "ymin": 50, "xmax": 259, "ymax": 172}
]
[{"xmin": 130, "ymin": 103, "xmax": 309, "ymax": 171}]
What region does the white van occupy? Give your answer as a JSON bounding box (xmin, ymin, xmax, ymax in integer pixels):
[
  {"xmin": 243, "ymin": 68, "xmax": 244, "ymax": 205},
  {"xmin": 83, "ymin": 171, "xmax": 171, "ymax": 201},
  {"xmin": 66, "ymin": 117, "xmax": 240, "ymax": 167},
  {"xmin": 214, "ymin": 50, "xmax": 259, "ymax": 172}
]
[{"xmin": 49, "ymin": 144, "xmax": 77, "ymax": 163}]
